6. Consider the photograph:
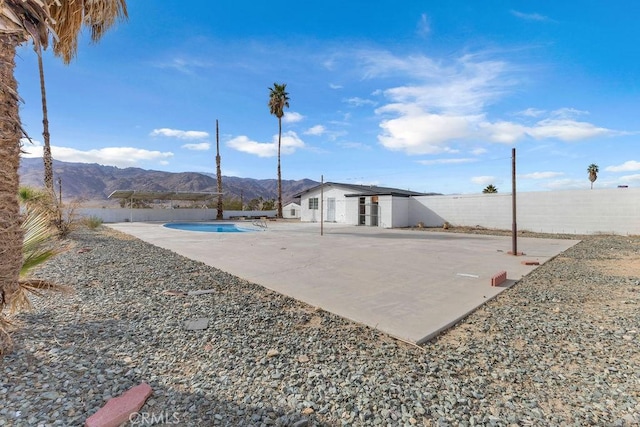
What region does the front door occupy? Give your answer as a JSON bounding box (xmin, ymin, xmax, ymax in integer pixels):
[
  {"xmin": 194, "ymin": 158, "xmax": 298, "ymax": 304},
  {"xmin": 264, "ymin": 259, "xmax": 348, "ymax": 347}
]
[{"xmin": 327, "ymin": 198, "xmax": 336, "ymax": 222}]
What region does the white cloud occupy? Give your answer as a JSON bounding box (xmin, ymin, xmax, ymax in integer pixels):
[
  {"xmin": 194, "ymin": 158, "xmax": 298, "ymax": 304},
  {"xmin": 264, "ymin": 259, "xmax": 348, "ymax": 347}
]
[
  {"xmin": 305, "ymin": 125, "xmax": 326, "ymax": 136},
  {"xmin": 353, "ymin": 50, "xmax": 621, "ymax": 154},
  {"xmin": 516, "ymin": 108, "xmax": 546, "ymax": 117},
  {"xmin": 543, "ymin": 178, "xmax": 587, "ymax": 190},
  {"xmin": 511, "ymin": 10, "xmax": 550, "ymax": 22},
  {"xmin": 605, "ymin": 160, "xmax": 640, "ymax": 172},
  {"xmin": 338, "ymin": 141, "xmax": 371, "ymax": 150},
  {"xmin": 345, "ymin": 97, "xmax": 377, "ymax": 107},
  {"xmin": 283, "ymin": 111, "xmax": 304, "ymax": 124},
  {"xmin": 181, "ymin": 142, "xmax": 210, "ymax": 151},
  {"xmin": 226, "ymin": 131, "xmax": 305, "ymax": 158},
  {"xmin": 481, "ymin": 118, "xmax": 614, "ymax": 144},
  {"xmin": 417, "ymin": 158, "xmax": 476, "ymax": 165},
  {"xmin": 550, "ymin": 108, "xmax": 588, "ymax": 119},
  {"xmin": 471, "ymin": 147, "xmax": 488, "ymax": 155},
  {"xmin": 471, "ymin": 176, "xmax": 498, "ymax": 186},
  {"xmin": 376, "ymin": 104, "xmax": 477, "ymax": 154},
  {"xmin": 518, "ymin": 171, "xmax": 564, "ymax": 179},
  {"xmin": 416, "ymin": 13, "xmax": 431, "ymax": 37},
  {"xmin": 527, "ymin": 119, "xmax": 612, "ymax": 141},
  {"xmin": 329, "ymin": 83, "xmax": 343, "ymax": 89},
  {"xmin": 152, "ymin": 57, "xmax": 214, "ymax": 74},
  {"xmin": 20, "ymin": 139, "xmax": 174, "ymax": 167},
  {"xmin": 151, "ymin": 128, "xmax": 209, "ymax": 140},
  {"xmin": 482, "ymin": 121, "xmax": 528, "ymax": 143},
  {"xmin": 619, "ymin": 174, "xmax": 640, "ymax": 183}
]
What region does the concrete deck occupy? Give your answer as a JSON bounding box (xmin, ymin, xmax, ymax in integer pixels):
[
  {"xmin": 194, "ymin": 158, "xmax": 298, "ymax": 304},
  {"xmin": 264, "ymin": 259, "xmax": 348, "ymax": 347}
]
[{"xmin": 107, "ymin": 221, "xmax": 579, "ymax": 344}]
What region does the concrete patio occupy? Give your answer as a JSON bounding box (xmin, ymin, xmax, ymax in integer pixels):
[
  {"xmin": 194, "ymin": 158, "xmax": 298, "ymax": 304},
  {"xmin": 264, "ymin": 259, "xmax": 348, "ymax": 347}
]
[{"xmin": 107, "ymin": 221, "xmax": 579, "ymax": 344}]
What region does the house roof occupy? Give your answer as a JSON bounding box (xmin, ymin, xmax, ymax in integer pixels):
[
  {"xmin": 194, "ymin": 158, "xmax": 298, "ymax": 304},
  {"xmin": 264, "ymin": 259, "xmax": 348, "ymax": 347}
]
[{"xmin": 293, "ymin": 182, "xmax": 428, "ymax": 198}]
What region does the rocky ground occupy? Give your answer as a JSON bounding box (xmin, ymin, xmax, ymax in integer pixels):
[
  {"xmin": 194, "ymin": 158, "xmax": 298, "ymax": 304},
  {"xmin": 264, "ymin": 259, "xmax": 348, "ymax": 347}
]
[{"xmin": 1, "ymin": 227, "xmax": 639, "ymax": 426}]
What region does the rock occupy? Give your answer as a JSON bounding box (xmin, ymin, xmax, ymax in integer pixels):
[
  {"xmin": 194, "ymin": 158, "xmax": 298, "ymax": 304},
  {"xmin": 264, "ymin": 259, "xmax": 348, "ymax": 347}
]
[{"xmin": 266, "ymin": 349, "xmax": 280, "ymax": 358}]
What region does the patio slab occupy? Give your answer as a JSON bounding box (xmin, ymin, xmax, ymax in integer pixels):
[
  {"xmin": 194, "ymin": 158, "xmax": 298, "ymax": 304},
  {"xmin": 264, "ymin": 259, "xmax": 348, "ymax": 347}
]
[{"xmin": 107, "ymin": 222, "xmax": 579, "ymax": 344}]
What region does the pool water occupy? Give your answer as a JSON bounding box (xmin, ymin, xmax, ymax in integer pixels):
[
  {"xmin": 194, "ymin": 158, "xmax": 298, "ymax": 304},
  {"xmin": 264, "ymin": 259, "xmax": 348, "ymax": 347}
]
[{"xmin": 163, "ymin": 222, "xmax": 253, "ymax": 233}]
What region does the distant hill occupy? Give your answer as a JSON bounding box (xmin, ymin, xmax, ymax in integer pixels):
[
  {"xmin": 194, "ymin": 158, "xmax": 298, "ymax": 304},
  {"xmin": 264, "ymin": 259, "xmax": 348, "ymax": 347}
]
[{"xmin": 19, "ymin": 158, "xmax": 318, "ymax": 204}]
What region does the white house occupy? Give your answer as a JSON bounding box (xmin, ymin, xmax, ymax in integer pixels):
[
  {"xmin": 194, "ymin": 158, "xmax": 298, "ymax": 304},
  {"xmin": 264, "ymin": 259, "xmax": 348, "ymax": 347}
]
[
  {"xmin": 282, "ymin": 202, "xmax": 301, "ymax": 219},
  {"xmin": 294, "ymin": 182, "xmax": 426, "ymax": 227}
]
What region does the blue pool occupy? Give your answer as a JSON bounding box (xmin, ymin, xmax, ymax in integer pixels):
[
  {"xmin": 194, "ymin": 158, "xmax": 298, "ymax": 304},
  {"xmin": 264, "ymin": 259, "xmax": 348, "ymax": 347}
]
[{"xmin": 163, "ymin": 222, "xmax": 253, "ymax": 233}]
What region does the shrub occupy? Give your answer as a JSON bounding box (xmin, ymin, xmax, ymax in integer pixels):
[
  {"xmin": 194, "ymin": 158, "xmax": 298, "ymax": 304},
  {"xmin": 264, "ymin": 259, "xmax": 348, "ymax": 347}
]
[{"xmin": 84, "ymin": 216, "xmax": 103, "ymax": 230}]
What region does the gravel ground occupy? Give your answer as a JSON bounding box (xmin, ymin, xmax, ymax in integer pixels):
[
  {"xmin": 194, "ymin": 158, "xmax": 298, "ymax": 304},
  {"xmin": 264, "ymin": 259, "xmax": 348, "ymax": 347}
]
[{"xmin": 1, "ymin": 227, "xmax": 639, "ymax": 426}]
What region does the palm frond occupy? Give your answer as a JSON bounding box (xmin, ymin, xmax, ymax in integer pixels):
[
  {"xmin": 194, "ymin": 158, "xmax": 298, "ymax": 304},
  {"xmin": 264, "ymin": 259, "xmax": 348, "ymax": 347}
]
[
  {"xmin": 21, "ymin": 207, "xmax": 59, "ymax": 276},
  {"xmin": 4, "ymin": 279, "xmax": 70, "ymax": 315},
  {"xmin": 0, "ymin": 317, "xmax": 13, "ymax": 356},
  {"xmin": 0, "ymin": 0, "xmax": 52, "ymax": 47},
  {"xmin": 50, "ymin": 0, "xmax": 128, "ymax": 63}
]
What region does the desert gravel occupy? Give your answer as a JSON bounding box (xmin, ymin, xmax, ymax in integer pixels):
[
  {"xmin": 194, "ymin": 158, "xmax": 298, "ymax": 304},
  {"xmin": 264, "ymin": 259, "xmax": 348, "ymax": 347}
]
[{"xmin": 1, "ymin": 227, "xmax": 639, "ymax": 426}]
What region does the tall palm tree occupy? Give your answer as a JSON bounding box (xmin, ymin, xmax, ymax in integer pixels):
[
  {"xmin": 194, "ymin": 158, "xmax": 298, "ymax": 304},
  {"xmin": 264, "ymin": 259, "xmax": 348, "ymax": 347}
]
[
  {"xmin": 587, "ymin": 163, "xmax": 599, "ymax": 190},
  {"xmin": 40, "ymin": 0, "xmax": 127, "ymax": 192},
  {"xmin": 268, "ymin": 83, "xmax": 289, "ymax": 219},
  {"xmin": 0, "ymin": 0, "xmax": 127, "ymax": 348},
  {"xmin": 215, "ymin": 119, "xmax": 223, "ymax": 220}
]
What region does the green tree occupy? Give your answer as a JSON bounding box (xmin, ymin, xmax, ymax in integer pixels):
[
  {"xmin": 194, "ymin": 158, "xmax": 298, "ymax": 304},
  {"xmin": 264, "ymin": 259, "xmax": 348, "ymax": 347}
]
[
  {"xmin": 483, "ymin": 184, "xmax": 498, "ymax": 194},
  {"xmin": 268, "ymin": 83, "xmax": 290, "ymax": 219},
  {"xmin": 262, "ymin": 199, "xmax": 275, "ymax": 210},
  {"xmin": 0, "ymin": 0, "xmax": 127, "ymax": 353},
  {"xmin": 587, "ymin": 163, "xmax": 599, "ymax": 189}
]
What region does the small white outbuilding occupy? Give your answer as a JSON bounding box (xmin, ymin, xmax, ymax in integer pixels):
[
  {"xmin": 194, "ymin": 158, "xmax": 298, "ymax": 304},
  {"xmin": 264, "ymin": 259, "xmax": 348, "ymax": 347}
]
[
  {"xmin": 293, "ymin": 182, "xmax": 426, "ymax": 228},
  {"xmin": 282, "ymin": 202, "xmax": 301, "ymax": 219}
]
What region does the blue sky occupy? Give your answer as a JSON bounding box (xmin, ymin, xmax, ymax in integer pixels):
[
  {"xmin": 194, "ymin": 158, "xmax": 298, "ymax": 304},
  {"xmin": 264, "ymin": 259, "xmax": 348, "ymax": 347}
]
[{"xmin": 16, "ymin": 0, "xmax": 640, "ymax": 194}]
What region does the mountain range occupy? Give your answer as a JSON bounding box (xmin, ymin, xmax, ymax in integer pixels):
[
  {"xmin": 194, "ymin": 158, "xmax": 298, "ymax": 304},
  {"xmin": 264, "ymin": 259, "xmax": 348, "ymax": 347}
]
[{"xmin": 19, "ymin": 158, "xmax": 318, "ymax": 204}]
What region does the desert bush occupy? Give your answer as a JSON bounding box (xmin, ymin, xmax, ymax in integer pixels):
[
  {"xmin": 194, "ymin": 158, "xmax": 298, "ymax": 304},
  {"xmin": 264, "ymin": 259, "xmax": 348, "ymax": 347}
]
[{"xmin": 84, "ymin": 215, "xmax": 103, "ymax": 230}]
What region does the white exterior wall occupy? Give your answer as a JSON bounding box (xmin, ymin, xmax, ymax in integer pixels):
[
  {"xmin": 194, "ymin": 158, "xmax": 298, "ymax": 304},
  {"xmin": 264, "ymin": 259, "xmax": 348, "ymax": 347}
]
[
  {"xmin": 282, "ymin": 203, "xmax": 301, "ymax": 219},
  {"xmin": 344, "ymin": 197, "xmax": 359, "ymax": 225},
  {"xmin": 300, "ymin": 186, "xmax": 351, "ymax": 223},
  {"xmin": 407, "ymin": 188, "xmax": 640, "ymax": 235},
  {"xmin": 377, "ymin": 195, "xmax": 393, "ymax": 228},
  {"xmin": 389, "ymin": 196, "xmax": 410, "ymax": 228},
  {"xmin": 75, "ymin": 208, "xmax": 276, "ymax": 223}
]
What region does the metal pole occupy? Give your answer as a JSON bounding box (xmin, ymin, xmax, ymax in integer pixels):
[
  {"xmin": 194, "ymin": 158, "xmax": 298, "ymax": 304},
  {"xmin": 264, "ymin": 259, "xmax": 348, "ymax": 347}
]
[
  {"xmin": 57, "ymin": 177, "xmax": 62, "ymax": 225},
  {"xmin": 320, "ymin": 175, "xmax": 324, "ymax": 236},
  {"xmin": 57, "ymin": 177, "xmax": 62, "ymax": 206},
  {"xmin": 512, "ymin": 147, "xmax": 517, "ymax": 255}
]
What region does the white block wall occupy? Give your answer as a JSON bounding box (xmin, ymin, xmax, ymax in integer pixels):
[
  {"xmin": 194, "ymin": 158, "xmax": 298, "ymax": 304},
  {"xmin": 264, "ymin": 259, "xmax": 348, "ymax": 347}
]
[
  {"xmin": 75, "ymin": 208, "xmax": 276, "ymax": 223},
  {"xmin": 408, "ymin": 188, "xmax": 640, "ymax": 235}
]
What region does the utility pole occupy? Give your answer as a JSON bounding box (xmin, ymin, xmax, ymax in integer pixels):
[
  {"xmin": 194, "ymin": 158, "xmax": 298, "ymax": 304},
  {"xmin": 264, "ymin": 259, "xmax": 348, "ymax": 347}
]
[
  {"xmin": 320, "ymin": 175, "xmax": 324, "ymax": 236},
  {"xmin": 511, "ymin": 147, "xmax": 518, "ymax": 255},
  {"xmin": 57, "ymin": 176, "xmax": 62, "ymax": 225},
  {"xmin": 216, "ymin": 119, "xmax": 223, "ymax": 220}
]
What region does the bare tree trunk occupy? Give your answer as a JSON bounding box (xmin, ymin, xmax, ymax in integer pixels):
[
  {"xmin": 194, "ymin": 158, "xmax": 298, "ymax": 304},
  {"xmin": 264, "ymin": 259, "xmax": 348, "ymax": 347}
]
[
  {"xmin": 277, "ymin": 117, "xmax": 283, "ymax": 218},
  {"xmin": 215, "ymin": 119, "xmax": 223, "ymax": 220},
  {"xmin": 37, "ymin": 49, "xmax": 53, "ymax": 193},
  {"xmin": 0, "ymin": 34, "xmax": 25, "ymax": 328}
]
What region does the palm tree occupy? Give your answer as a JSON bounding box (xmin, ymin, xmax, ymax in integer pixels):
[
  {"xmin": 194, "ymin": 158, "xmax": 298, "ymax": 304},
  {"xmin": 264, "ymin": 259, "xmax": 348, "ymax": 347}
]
[
  {"xmin": 268, "ymin": 83, "xmax": 290, "ymax": 219},
  {"xmin": 0, "ymin": 0, "xmax": 127, "ymax": 351},
  {"xmin": 483, "ymin": 184, "xmax": 498, "ymax": 194},
  {"xmin": 587, "ymin": 163, "xmax": 599, "ymax": 189},
  {"xmin": 40, "ymin": 0, "xmax": 128, "ymax": 191},
  {"xmin": 215, "ymin": 119, "xmax": 223, "ymax": 220}
]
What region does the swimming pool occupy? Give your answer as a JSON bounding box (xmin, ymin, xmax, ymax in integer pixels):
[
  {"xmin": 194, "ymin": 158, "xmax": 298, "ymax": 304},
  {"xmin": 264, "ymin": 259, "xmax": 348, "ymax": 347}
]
[{"xmin": 163, "ymin": 222, "xmax": 254, "ymax": 233}]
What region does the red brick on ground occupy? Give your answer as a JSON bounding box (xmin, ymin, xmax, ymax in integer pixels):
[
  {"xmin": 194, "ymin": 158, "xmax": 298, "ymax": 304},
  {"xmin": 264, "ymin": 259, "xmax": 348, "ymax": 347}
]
[
  {"xmin": 491, "ymin": 271, "xmax": 507, "ymax": 287},
  {"xmin": 85, "ymin": 383, "xmax": 153, "ymax": 427}
]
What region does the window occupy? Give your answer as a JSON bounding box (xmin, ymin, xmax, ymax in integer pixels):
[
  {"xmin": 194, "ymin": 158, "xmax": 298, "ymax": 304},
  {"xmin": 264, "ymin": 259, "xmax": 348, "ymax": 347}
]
[
  {"xmin": 290, "ymin": 209, "xmax": 296, "ymax": 216},
  {"xmin": 308, "ymin": 197, "xmax": 318, "ymax": 210}
]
